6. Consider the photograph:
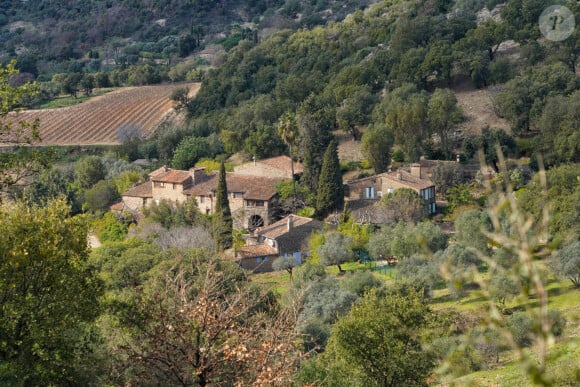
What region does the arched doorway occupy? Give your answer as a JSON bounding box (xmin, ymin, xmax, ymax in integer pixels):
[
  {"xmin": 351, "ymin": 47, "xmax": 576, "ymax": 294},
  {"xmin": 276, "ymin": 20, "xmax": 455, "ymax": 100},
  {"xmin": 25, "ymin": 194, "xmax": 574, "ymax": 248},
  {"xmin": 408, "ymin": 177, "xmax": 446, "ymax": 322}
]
[{"xmin": 248, "ymin": 214, "xmax": 264, "ymax": 231}]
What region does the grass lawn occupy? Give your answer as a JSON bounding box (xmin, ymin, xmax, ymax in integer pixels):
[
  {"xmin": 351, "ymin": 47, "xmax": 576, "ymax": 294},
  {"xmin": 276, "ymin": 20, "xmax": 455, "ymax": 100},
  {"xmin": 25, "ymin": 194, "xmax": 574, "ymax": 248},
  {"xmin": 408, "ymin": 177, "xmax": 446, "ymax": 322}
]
[
  {"xmin": 249, "ymin": 259, "xmax": 399, "ymax": 298},
  {"xmin": 451, "ymin": 335, "xmax": 580, "ymax": 386},
  {"xmin": 431, "ymin": 276, "xmax": 580, "ymax": 386},
  {"xmin": 249, "ymin": 259, "xmax": 579, "ymax": 385},
  {"xmin": 37, "ymin": 88, "xmax": 116, "ymax": 109}
]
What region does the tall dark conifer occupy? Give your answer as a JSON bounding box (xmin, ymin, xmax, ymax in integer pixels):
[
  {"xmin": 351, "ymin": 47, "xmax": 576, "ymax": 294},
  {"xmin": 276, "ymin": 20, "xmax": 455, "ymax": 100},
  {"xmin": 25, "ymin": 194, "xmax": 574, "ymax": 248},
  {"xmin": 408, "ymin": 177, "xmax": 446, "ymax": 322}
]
[
  {"xmin": 213, "ymin": 161, "xmax": 233, "ymax": 250},
  {"xmin": 316, "ymin": 139, "xmax": 343, "ymax": 218}
]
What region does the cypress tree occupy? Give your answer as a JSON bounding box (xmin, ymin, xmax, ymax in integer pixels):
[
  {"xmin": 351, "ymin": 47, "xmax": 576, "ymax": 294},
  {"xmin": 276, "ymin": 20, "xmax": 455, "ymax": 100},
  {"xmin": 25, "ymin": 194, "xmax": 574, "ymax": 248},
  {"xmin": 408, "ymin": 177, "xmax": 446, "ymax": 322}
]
[
  {"xmin": 316, "ymin": 139, "xmax": 343, "ymax": 218},
  {"xmin": 213, "ymin": 161, "xmax": 233, "ymax": 250}
]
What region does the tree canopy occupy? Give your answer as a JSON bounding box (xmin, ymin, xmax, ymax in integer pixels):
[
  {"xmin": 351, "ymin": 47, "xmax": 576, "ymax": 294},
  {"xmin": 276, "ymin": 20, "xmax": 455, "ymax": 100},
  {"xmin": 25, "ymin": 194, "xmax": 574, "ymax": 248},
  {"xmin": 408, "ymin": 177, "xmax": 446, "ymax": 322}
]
[{"xmin": 0, "ymin": 199, "xmax": 102, "ymax": 384}]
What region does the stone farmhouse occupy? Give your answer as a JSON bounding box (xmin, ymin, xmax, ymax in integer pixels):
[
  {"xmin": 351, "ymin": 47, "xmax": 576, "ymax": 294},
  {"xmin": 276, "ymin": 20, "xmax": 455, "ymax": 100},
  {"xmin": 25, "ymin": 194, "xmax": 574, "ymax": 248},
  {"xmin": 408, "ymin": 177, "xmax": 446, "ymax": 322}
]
[
  {"xmin": 236, "ymin": 214, "xmax": 323, "ymax": 273},
  {"xmin": 118, "ymin": 165, "xmax": 284, "ymax": 230},
  {"xmin": 184, "ymin": 172, "xmax": 283, "ymax": 230},
  {"xmin": 346, "ymin": 165, "xmax": 437, "ymax": 215}
]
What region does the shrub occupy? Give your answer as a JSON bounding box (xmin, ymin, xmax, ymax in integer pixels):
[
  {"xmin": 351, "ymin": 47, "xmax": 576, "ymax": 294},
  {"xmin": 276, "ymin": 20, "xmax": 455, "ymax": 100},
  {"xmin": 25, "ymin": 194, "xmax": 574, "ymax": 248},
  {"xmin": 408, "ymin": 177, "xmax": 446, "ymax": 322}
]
[
  {"xmin": 508, "ymin": 312, "xmax": 534, "ymax": 347},
  {"xmin": 338, "ymin": 270, "xmax": 383, "ymax": 296}
]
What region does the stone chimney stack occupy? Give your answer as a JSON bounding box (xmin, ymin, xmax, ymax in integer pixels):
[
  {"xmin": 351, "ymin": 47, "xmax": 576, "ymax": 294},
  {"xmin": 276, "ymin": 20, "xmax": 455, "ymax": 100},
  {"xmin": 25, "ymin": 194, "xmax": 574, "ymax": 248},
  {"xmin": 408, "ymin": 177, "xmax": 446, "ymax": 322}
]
[
  {"xmin": 287, "ymin": 215, "xmax": 294, "ymax": 232},
  {"xmin": 189, "ymin": 167, "xmax": 206, "ymax": 185},
  {"xmin": 410, "ymin": 163, "xmax": 421, "ymax": 178}
]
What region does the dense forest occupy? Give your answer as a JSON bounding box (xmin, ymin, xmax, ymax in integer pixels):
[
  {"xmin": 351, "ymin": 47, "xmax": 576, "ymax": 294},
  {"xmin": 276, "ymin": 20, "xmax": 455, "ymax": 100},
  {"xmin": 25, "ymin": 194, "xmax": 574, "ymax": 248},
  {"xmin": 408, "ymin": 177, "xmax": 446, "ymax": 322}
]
[{"xmin": 0, "ymin": 0, "xmax": 579, "ymax": 385}]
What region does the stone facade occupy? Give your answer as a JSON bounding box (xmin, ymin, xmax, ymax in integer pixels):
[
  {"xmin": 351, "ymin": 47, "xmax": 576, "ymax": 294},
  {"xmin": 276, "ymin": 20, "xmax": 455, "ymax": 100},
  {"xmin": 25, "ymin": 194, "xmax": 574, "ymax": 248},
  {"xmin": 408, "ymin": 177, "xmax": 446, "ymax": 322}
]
[
  {"xmin": 118, "ymin": 166, "xmax": 284, "ymax": 230},
  {"xmin": 346, "ymin": 167, "xmax": 437, "ymax": 214},
  {"xmin": 236, "ymin": 215, "xmax": 323, "ymax": 273},
  {"xmin": 184, "ymin": 173, "xmax": 283, "ymax": 230}
]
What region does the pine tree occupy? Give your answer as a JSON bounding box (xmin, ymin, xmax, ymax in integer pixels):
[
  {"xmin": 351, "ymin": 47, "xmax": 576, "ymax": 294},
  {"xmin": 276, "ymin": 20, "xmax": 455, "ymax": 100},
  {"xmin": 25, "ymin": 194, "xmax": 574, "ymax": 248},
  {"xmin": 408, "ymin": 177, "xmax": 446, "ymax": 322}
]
[
  {"xmin": 213, "ymin": 161, "xmax": 233, "ymax": 250},
  {"xmin": 316, "ymin": 140, "xmax": 343, "ymax": 218}
]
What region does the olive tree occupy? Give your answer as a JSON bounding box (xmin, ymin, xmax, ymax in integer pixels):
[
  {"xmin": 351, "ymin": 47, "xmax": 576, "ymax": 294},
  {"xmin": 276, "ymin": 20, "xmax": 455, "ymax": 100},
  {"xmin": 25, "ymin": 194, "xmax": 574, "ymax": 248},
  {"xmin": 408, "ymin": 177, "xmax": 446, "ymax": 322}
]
[{"xmin": 318, "ymin": 232, "xmax": 353, "ymax": 273}]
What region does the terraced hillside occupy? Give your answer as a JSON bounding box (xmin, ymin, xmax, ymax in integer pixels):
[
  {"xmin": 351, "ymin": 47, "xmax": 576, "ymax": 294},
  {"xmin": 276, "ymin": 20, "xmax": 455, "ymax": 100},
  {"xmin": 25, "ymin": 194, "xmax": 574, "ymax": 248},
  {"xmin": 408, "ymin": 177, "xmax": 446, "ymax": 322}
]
[{"xmin": 5, "ymin": 83, "xmax": 200, "ymax": 146}]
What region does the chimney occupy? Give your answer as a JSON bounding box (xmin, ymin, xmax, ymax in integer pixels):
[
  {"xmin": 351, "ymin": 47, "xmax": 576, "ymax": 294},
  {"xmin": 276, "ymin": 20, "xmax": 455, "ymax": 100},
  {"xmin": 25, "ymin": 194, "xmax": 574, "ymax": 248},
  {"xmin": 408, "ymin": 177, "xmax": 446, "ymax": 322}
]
[
  {"xmin": 287, "ymin": 215, "xmax": 294, "ymax": 232},
  {"xmin": 189, "ymin": 167, "xmax": 206, "ymax": 185},
  {"xmin": 410, "ymin": 163, "xmax": 421, "ymax": 178}
]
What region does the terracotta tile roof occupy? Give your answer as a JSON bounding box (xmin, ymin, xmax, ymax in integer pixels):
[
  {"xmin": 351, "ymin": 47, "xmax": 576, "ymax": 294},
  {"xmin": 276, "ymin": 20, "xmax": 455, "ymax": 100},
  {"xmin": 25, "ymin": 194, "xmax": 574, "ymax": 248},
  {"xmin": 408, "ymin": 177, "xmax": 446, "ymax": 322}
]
[
  {"xmin": 110, "ymin": 202, "xmax": 125, "ymax": 211},
  {"xmin": 347, "ymin": 170, "xmax": 434, "ymax": 191},
  {"xmin": 258, "ymin": 215, "xmax": 315, "ymax": 239},
  {"xmin": 123, "ymin": 181, "xmax": 152, "ymax": 198},
  {"xmin": 184, "ymin": 173, "xmax": 282, "ymax": 201},
  {"xmin": 257, "ymin": 215, "xmax": 323, "ymax": 256},
  {"xmin": 150, "ymin": 168, "xmax": 193, "ymax": 184},
  {"xmin": 237, "ymin": 244, "xmax": 278, "ymax": 258},
  {"xmin": 149, "ymin": 166, "xmax": 168, "ymax": 178},
  {"xmin": 258, "ymin": 155, "xmax": 304, "ymax": 174},
  {"xmin": 383, "ymin": 169, "xmax": 434, "ymax": 190}
]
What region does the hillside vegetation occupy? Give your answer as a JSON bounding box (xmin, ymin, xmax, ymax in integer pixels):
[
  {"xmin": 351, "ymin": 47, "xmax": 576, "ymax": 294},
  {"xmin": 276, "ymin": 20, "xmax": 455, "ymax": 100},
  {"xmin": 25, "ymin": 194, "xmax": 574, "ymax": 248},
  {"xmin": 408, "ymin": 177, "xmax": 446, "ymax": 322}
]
[{"xmin": 0, "ymin": 0, "xmax": 579, "ymax": 385}]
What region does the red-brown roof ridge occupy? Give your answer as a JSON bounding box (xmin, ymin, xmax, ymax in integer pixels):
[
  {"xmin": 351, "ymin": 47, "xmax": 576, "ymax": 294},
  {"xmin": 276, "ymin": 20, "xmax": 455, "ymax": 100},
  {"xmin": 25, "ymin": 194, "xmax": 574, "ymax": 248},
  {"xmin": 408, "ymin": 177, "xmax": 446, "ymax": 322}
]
[
  {"xmin": 123, "ymin": 181, "xmax": 152, "ymax": 198},
  {"xmin": 183, "ymin": 173, "xmax": 283, "ymax": 201},
  {"xmin": 258, "ymin": 214, "xmax": 316, "ymax": 239},
  {"xmin": 258, "ymin": 155, "xmax": 304, "ymax": 174}
]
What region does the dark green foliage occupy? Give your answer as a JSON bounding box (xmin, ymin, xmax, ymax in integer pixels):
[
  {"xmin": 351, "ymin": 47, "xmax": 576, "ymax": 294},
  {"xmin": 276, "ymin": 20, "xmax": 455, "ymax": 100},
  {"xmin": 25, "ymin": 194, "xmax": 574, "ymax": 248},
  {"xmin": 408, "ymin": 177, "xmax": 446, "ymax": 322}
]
[
  {"xmin": 367, "ymin": 221, "xmax": 448, "ymax": 259},
  {"xmin": 380, "ymin": 187, "xmax": 428, "ymax": 224},
  {"xmin": 244, "ymin": 125, "xmax": 285, "ymax": 159},
  {"xmin": 397, "ymin": 254, "xmax": 442, "ymax": 298},
  {"xmin": 437, "ymin": 243, "xmax": 481, "ymax": 298},
  {"xmin": 446, "ymin": 183, "xmax": 477, "ymax": 213},
  {"xmin": 392, "ymin": 148, "xmax": 406, "ymax": 163},
  {"xmin": 338, "ymin": 270, "xmax": 383, "ymax": 297},
  {"xmin": 462, "ymin": 127, "xmax": 516, "ymax": 170},
  {"xmin": 430, "ymin": 162, "xmax": 463, "ymax": 199},
  {"xmin": 361, "ymin": 123, "xmax": 393, "ymax": 174},
  {"xmin": 298, "ymin": 277, "xmax": 358, "ymax": 350},
  {"xmin": 488, "ymin": 272, "xmax": 519, "ymax": 305},
  {"xmin": 493, "ymin": 63, "xmax": 578, "ymax": 135},
  {"xmin": 171, "ymin": 136, "xmax": 211, "ymax": 170},
  {"xmin": 488, "ymin": 58, "xmax": 515, "ymax": 84},
  {"xmin": 516, "ymin": 164, "xmax": 580, "ymax": 241},
  {"xmin": 427, "ymin": 88, "xmax": 463, "ymax": 158},
  {"xmin": 547, "ymin": 310, "xmax": 567, "ymax": 337},
  {"xmin": 152, "ymin": 121, "xmax": 213, "ymax": 163},
  {"xmin": 74, "ymin": 156, "xmax": 106, "ymax": 188},
  {"xmin": 21, "ymin": 166, "xmax": 81, "ymax": 212},
  {"xmin": 507, "ymin": 312, "xmax": 534, "ymax": 347},
  {"xmin": 213, "ymin": 162, "xmax": 233, "ymax": 250},
  {"xmin": 316, "ymin": 140, "xmax": 343, "ymax": 218},
  {"xmin": 82, "ymin": 180, "xmax": 120, "ymax": 213},
  {"xmin": 550, "ymin": 240, "xmax": 580, "ymax": 287},
  {"xmin": 454, "ymin": 209, "xmax": 492, "ymax": 253},
  {"xmin": 298, "ymin": 96, "xmax": 334, "ymax": 194},
  {"xmin": 145, "ymin": 198, "xmax": 202, "ymax": 229},
  {"xmin": 378, "ymin": 85, "xmax": 429, "ymax": 162},
  {"xmin": 538, "ymin": 91, "xmax": 580, "ymax": 165},
  {"xmin": 313, "ymin": 287, "xmax": 435, "ymax": 386},
  {"xmin": 336, "ymin": 86, "xmax": 376, "ymax": 141},
  {"xmin": 0, "ymin": 200, "xmax": 103, "ymax": 385}
]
